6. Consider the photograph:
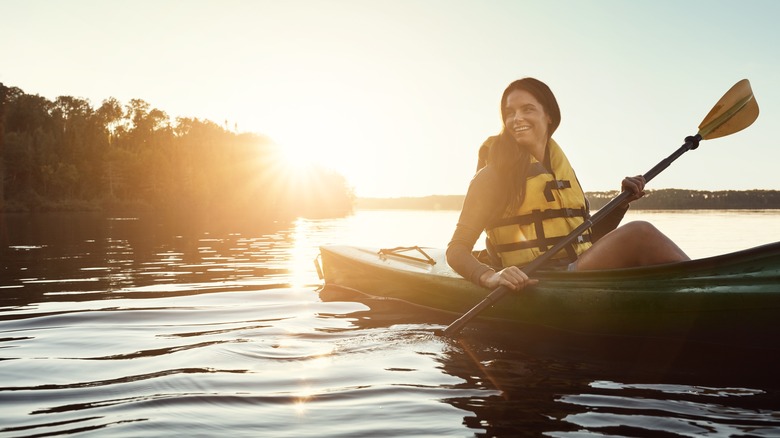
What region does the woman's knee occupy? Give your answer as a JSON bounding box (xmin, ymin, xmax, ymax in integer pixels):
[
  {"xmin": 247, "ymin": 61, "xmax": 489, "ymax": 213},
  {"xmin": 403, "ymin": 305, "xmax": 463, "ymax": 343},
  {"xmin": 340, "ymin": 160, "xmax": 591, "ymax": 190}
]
[
  {"xmin": 621, "ymin": 220, "xmax": 661, "ymax": 238},
  {"xmin": 621, "ymin": 220, "xmax": 688, "ymax": 262}
]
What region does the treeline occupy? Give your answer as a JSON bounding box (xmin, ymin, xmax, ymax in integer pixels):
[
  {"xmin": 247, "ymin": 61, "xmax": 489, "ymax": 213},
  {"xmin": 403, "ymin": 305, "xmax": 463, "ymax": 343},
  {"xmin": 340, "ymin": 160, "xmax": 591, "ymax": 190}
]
[
  {"xmin": 0, "ymin": 83, "xmax": 353, "ymax": 220},
  {"xmin": 587, "ymin": 189, "xmax": 780, "ymax": 210},
  {"xmin": 358, "ymin": 189, "xmax": 780, "ymax": 211}
]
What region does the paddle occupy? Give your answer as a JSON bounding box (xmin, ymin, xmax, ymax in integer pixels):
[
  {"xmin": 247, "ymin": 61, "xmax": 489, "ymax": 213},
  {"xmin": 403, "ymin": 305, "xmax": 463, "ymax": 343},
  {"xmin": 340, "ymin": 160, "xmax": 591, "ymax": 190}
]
[{"xmin": 442, "ymin": 79, "xmax": 759, "ymax": 337}]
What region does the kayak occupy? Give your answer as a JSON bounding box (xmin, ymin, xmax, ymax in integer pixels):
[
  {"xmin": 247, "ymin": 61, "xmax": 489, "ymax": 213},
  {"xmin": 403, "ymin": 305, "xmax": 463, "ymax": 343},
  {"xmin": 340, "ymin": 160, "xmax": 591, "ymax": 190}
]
[{"xmin": 317, "ymin": 243, "xmax": 780, "ymax": 349}]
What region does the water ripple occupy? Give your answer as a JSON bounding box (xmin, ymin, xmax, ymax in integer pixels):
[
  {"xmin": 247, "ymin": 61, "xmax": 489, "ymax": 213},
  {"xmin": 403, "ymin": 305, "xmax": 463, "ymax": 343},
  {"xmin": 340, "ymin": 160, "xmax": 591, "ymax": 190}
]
[
  {"xmin": 3, "ymin": 211, "xmax": 780, "ymax": 436},
  {"xmin": 557, "ymin": 381, "xmax": 780, "ymax": 437}
]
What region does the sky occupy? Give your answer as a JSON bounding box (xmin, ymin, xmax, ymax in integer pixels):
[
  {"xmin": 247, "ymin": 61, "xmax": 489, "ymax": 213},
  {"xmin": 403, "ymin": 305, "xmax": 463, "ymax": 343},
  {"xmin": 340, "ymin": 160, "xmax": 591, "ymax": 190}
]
[{"xmin": 2, "ymin": 0, "xmax": 779, "ymax": 198}]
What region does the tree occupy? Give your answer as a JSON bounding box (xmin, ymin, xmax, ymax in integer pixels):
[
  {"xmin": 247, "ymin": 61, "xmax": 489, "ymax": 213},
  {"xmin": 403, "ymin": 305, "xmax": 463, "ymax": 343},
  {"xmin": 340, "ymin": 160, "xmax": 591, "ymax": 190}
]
[{"xmin": 0, "ymin": 85, "xmax": 357, "ymax": 217}]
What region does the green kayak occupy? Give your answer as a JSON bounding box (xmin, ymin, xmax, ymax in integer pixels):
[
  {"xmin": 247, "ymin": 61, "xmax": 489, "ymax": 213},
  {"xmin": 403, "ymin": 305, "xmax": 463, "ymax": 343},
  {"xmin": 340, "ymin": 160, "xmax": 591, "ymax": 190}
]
[{"xmin": 318, "ymin": 243, "xmax": 780, "ymax": 348}]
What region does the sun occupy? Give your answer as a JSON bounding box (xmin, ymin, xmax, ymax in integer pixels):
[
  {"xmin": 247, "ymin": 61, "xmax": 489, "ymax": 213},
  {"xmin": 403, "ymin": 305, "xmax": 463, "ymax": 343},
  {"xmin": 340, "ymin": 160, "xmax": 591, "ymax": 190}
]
[
  {"xmin": 240, "ymin": 95, "xmax": 377, "ymax": 197},
  {"xmin": 281, "ymin": 135, "xmax": 339, "ymax": 171},
  {"xmin": 278, "ymin": 142, "xmax": 319, "ymax": 176},
  {"xmin": 273, "ymin": 129, "xmax": 358, "ymax": 186}
]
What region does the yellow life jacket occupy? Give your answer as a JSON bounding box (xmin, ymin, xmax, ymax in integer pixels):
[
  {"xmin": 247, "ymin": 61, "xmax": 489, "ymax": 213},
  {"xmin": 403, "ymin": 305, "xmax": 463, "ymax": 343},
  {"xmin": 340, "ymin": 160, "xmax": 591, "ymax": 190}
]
[{"xmin": 486, "ymin": 139, "xmax": 592, "ymax": 268}]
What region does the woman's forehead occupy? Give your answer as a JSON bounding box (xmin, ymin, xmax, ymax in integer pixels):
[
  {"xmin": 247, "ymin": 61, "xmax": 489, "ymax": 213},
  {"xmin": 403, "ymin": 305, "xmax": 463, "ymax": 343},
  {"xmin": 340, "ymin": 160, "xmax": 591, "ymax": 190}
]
[{"xmin": 505, "ymin": 89, "xmax": 542, "ymax": 107}]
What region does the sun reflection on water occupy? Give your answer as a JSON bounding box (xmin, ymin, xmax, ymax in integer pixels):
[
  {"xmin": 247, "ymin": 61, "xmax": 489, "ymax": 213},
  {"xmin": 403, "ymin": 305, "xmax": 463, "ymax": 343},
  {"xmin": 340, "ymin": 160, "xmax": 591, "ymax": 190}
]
[{"xmin": 287, "ymin": 218, "xmax": 324, "ymax": 289}]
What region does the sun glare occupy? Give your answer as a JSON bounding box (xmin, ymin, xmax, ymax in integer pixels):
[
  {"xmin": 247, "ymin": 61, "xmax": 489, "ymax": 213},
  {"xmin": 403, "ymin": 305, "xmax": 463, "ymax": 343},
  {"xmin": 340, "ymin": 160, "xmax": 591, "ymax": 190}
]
[
  {"xmin": 273, "ymin": 131, "xmax": 359, "ymax": 188},
  {"xmin": 238, "ymin": 89, "xmax": 379, "ymax": 197},
  {"xmin": 279, "ymin": 140, "xmax": 321, "ymax": 173}
]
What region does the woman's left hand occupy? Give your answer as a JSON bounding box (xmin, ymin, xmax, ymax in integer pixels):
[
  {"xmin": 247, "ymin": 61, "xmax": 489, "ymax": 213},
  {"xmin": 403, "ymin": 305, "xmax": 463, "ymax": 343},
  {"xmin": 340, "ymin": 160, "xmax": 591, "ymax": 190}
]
[{"xmin": 621, "ymin": 175, "xmax": 646, "ymax": 205}]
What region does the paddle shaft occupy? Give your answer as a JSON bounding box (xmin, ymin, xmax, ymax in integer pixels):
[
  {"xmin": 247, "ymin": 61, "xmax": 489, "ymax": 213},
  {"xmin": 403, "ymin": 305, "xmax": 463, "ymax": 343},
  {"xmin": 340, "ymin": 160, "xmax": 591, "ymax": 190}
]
[{"xmin": 442, "ymin": 134, "xmax": 702, "ymax": 337}]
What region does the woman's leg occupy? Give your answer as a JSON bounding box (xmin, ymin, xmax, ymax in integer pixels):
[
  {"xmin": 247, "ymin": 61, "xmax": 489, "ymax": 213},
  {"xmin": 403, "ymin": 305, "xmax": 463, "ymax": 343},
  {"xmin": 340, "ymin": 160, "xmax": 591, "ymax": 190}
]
[{"xmin": 575, "ymin": 221, "xmax": 689, "ymax": 270}]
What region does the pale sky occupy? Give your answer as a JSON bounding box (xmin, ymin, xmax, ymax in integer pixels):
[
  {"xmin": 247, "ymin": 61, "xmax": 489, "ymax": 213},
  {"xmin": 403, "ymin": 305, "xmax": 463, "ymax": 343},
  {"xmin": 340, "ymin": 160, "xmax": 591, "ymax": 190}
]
[{"xmin": 2, "ymin": 0, "xmax": 779, "ymax": 197}]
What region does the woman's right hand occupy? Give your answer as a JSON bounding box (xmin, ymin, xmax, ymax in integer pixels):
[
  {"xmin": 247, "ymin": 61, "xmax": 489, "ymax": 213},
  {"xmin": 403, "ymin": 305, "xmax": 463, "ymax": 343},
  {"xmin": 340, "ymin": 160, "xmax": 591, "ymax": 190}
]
[{"xmin": 480, "ymin": 266, "xmax": 538, "ymax": 291}]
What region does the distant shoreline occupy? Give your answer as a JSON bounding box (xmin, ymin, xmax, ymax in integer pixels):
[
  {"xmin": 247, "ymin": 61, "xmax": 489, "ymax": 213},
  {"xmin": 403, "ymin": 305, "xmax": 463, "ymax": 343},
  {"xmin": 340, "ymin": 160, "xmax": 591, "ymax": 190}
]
[{"xmin": 356, "ymin": 189, "xmax": 780, "ymax": 211}]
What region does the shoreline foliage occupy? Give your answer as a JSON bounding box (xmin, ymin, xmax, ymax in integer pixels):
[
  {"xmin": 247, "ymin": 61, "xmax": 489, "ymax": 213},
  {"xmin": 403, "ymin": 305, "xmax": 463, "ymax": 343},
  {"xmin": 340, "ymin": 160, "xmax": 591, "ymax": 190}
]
[{"xmin": 0, "ymin": 83, "xmax": 354, "ymax": 220}]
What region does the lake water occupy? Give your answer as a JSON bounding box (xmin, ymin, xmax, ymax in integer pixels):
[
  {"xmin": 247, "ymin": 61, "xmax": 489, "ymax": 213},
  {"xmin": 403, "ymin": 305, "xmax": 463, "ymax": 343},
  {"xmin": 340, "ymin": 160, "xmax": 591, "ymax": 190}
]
[{"xmin": 1, "ymin": 209, "xmax": 779, "ymax": 437}]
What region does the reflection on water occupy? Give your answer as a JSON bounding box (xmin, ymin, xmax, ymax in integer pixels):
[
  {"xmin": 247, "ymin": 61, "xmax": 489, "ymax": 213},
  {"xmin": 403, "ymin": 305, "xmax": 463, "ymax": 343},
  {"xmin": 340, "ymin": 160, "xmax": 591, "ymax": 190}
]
[
  {"xmin": 558, "ymin": 381, "xmax": 778, "ymax": 436},
  {"xmin": 1, "ymin": 210, "xmax": 779, "ymax": 437}
]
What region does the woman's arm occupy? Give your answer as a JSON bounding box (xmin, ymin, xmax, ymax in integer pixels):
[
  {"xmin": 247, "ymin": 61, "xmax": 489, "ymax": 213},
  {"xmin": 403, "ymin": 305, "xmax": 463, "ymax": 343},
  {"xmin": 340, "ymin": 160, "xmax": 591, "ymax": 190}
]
[{"xmin": 446, "ymin": 170, "xmax": 500, "ymax": 286}]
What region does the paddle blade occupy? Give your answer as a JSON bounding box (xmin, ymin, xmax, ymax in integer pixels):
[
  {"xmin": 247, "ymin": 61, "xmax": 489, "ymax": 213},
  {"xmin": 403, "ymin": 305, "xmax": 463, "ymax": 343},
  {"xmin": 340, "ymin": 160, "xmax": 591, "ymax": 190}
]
[{"xmin": 698, "ymin": 79, "xmax": 759, "ymax": 140}]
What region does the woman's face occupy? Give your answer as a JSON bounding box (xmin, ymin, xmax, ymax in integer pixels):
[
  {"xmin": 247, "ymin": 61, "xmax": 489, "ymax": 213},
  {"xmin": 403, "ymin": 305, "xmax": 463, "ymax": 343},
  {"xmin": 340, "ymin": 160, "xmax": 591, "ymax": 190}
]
[{"xmin": 503, "ymin": 88, "xmax": 552, "ymax": 148}]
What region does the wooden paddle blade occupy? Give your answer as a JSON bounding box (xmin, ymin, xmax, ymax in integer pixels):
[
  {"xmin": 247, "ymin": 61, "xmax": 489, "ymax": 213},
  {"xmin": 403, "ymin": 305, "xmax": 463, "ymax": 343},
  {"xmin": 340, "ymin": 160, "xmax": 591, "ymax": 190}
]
[{"xmin": 698, "ymin": 79, "xmax": 759, "ymax": 140}]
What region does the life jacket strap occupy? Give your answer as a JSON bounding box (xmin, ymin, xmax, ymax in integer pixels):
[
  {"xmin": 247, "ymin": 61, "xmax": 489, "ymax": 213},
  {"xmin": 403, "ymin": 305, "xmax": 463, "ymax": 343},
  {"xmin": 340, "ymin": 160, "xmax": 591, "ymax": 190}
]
[
  {"xmin": 544, "ymin": 179, "xmax": 572, "ymax": 202},
  {"xmin": 488, "ymin": 207, "xmax": 587, "ymax": 228},
  {"xmin": 493, "ymin": 232, "xmax": 592, "ymax": 254}
]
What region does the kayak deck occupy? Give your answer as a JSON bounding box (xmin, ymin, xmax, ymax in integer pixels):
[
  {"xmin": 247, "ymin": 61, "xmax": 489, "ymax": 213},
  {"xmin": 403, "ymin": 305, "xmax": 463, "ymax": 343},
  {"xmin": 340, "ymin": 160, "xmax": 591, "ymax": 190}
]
[{"xmin": 318, "ymin": 242, "xmax": 780, "ymax": 348}]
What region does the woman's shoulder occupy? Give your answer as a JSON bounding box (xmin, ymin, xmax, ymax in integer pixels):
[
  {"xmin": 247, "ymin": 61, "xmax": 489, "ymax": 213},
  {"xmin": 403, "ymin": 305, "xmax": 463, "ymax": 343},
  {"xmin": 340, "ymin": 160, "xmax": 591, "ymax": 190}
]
[
  {"xmin": 471, "ymin": 164, "xmax": 500, "ymax": 187},
  {"xmin": 466, "ymin": 165, "xmax": 503, "ymax": 207}
]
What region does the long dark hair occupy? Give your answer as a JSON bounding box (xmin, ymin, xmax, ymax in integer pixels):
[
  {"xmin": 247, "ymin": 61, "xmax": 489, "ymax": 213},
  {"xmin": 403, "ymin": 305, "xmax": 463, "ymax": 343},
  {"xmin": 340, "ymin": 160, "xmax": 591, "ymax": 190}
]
[{"xmin": 488, "ymin": 78, "xmax": 561, "ymax": 217}]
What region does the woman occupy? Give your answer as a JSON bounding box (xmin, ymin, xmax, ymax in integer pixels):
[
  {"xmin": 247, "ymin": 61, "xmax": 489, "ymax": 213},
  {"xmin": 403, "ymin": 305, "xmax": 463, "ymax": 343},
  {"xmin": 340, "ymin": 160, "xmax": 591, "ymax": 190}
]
[{"xmin": 446, "ymin": 78, "xmax": 689, "ymax": 292}]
